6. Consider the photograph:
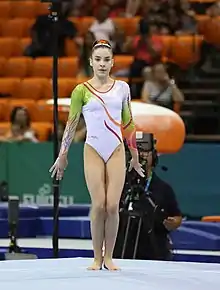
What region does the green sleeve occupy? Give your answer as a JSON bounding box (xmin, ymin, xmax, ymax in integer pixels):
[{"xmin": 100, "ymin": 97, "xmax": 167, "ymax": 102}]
[{"xmin": 68, "ymin": 84, "xmax": 84, "ymax": 121}]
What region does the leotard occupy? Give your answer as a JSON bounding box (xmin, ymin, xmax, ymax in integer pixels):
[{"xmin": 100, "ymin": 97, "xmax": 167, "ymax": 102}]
[{"xmin": 67, "ymin": 80, "xmax": 137, "ymax": 162}]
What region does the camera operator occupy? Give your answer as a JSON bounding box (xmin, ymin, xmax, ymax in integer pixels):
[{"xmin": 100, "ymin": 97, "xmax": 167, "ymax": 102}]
[{"xmin": 114, "ymin": 133, "xmax": 182, "ymax": 261}]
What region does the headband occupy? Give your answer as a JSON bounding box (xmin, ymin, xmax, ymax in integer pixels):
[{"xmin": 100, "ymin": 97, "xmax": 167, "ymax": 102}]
[{"xmin": 93, "ymin": 39, "xmax": 112, "ymax": 49}]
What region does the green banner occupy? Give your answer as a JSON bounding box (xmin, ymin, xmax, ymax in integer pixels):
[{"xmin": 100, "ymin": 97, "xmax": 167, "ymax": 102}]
[
  {"xmin": 1, "ymin": 142, "xmax": 220, "ymax": 217},
  {"xmin": 6, "ymin": 142, "xmax": 90, "ymax": 205},
  {"xmin": 0, "ymin": 143, "xmax": 7, "ymax": 182}
]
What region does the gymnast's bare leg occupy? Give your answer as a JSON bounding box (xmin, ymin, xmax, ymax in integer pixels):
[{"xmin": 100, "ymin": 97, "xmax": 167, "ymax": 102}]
[
  {"xmin": 84, "ymin": 143, "xmax": 106, "ymax": 270},
  {"xmin": 104, "ymin": 143, "xmax": 126, "ymax": 270}
]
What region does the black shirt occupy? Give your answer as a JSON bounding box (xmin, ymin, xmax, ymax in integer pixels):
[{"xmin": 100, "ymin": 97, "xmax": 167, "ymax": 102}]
[{"xmin": 114, "ymin": 172, "xmax": 182, "ymax": 260}]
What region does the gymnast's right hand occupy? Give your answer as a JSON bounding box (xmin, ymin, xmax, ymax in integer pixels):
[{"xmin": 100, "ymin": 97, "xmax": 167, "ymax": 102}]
[{"xmin": 49, "ymin": 154, "xmax": 68, "ymax": 180}]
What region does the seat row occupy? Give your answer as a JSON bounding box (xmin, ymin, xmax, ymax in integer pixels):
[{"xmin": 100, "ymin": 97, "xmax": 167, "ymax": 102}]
[
  {"xmin": 0, "ymin": 35, "xmax": 203, "ymax": 69},
  {"xmin": 0, "ymin": 15, "xmax": 219, "ymax": 38}
]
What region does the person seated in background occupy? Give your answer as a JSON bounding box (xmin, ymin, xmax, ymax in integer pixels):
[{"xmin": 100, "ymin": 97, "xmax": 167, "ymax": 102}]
[
  {"xmin": 89, "ymin": 5, "xmax": 116, "ymax": 44},
  {"xmin": 141, "ymin": 63, "xmax": 184, "ymax": 110},
  {"xmin": 24, "ymin": 6, "xmax": 77, "ymax": 58},
  {"xmin": 125, "ymin": 22, "xmax": 163, "ymax": 98},
  {"xmin": 78, "ymin": 31, "xmax": 96, "ymax": 77},
  {"xmin": 3, "ymin": 107, "xmax": 38, "ymax": 143}
]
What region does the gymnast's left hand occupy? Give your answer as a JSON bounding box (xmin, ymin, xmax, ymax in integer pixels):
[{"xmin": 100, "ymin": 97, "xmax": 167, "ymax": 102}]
[{"xmin": 128, "ymin": 158, "xmax": 145, "ymax": 177}]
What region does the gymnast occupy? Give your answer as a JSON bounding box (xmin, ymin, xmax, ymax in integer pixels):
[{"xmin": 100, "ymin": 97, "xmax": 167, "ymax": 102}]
[{"xmin": 49, "ymin": 39, "xmax": 144, "ymax": 271}]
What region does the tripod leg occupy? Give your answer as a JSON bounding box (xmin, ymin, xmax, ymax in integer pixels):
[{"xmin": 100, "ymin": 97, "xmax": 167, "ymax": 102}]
[
  {"xmin": 133, "ymin": 217, "xmax": 142, "ymax": 259},
  {"xmin": 121, "ymin": 215, "xmax": 131, "ymax": 259}
]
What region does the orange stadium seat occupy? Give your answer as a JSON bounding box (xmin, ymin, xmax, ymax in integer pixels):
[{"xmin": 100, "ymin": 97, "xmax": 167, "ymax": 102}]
[
  {"xmin": 10, "ymin": 1, "xmax": 39, "ymax": 18},
  {"xmin": 0, "ymin": 122, "xmax": 10, "ymax": 136},
  {"xmin": 31, "ymin": 57, "xmax": 53, "ymax": 78},
  {"xmin": 65, "ymin": 39, "xmax": 79, "ymax": 56},
  {"xmin": 32, "ymin": 122, "xmax": 53, "ymax": 141},
  {"xmin": 17, "ymin": 78, "xmax": 49, "ymax": 100},
  {"xmin": 19, "ymin": 37, "xmax": 32, "ymax": 55},
  {"xmin": 70, "ymin": 17, "xmax": 95, "ymax": 36},
  {"xmin": 0, "ymin": 98, "xmax": 8, "ymax": 121},
  {"xmin": 37, "ymin": 100, "xmax": 53, "ymax": 122},
  {"xmin": 0, "ymin": 78, "xmax": 20, "ymax": 98},
  {"xmin": 4, "ymin": 99, "xmax": 38, "ymax": 122},
  {"xmin": 44, "ymin": 78, "xmax": 77, "ymax": 98},
  {"xmin": 37, "ymin": 99, "xmax": 69, "ymax": 123},
  {"xmin": 160, "ymin": 36, "xmax": 174, "ymax": 62},
  {"xmin": 58, "ymin": 57, "xmax": 79, "ymax": 78},
  {"xmin": 0, "ymin": 38, "xmax": 21, "ymax": 58},
  {"xmin": 111, "ymin": 55, "xmax": 134, "ymax": 73},
  {"xmin": 0, "ymin": 1, "xmax": 11, "ymax": 18},
  {"xmin": 4, "ymin": 57, "xmax": 33, "ymax": 78},
  {"xmin": 1, "ymin": 18, "xmax": 33, "ymax": 38},
  {"xmin": 170, "ymin": 35, "xmax": 202, "ymax": 69},
  {"xmin": 0, "ymin": 57, "xmax": 6, "ymax": 77},
  {"xmin": 113, "ymin": 17, "xmax": 140, "ymax": 36}
]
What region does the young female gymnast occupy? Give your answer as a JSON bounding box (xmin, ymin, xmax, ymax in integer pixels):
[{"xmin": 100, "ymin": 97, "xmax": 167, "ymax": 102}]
[{"xmin": 49, "ymin": 39, "xmax": 144, "ymax": 271}]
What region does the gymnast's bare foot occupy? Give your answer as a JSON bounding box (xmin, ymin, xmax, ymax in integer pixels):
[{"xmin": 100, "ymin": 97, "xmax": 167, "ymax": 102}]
[
  {"xmin": 87, "ymin": 258, "xmax": 103, "ymax": 270},
  {"xmin": 103, "ymin": 258, "xmax": 120, "ymax": 271}
]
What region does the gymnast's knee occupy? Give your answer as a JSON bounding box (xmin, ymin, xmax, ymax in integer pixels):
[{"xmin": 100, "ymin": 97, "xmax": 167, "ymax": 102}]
[
  {"xmin": 91, "ymin": 199, "xmax": 105, "ymax": 217},
  {"xmin": 106, "ymin": 202, "xmax": 119, "ymax": 216}
]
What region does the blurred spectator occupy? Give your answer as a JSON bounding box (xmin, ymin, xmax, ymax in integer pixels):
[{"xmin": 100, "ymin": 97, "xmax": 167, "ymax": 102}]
[
  {"xmin": 125, "ymin": 22, "xmax": 163, "ymax": 98},
  {"xmin": 3, "ymin": 107, "xmax": 38, "ymax": 143},
  {"xmin": 78, "ymin": 31, "xmax": 96, "ymax": 77},
  {"xmin": 89, "ymin": 5, "xmax": 116, "ymax": 43},
  {"xmin": 24, "ymin": 7, "xmax": 77, "ymax": 58},
  {"xmin": 141, "ymin": 63, "xmax": 184, "ymax": 110}
]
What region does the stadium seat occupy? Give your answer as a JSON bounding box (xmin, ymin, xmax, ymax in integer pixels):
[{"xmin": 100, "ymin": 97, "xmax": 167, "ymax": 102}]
[
  {"xmin": 17, "ymin": 78, "xmax": 49, "ymax": 100},
  {"xmin": 44, "ymin": 78, "xmax": 77, "ymax": 98},
  {"xmin": 19, "ymin": 37, "xmax": 32, "ymax": 55},
  {"xmin": 0, "ymin": 78, "xmax": 20, "ymax": 98},
  {"xmin": 58, "ymin": 57, "xmax": 79, "ymax": 78},
  {"xmin": 170, "ymin": 35, "xmax": 202, "ymax": 69},
  {"xmin": 0, "ymin": 38, "xmax": 20, "ymax": 57},
  {"xmin": 160, "ymin": 36, "xmax": 174, "ymax": 63},
  {"xmin": 69, "ymin": 17, "xmax": 95, "ymax": 36},
  {"xmin": 31, "ymin": 57, "xmax": 53, "ymax": 78},
  {"xmin": 37, "ymin": 99, "xmax": 68, "ymax": 123},
  {"xmin": 0, "ymin": 1, "xmax": 11, "ymax": 18},
  {"xmin": 65, "ymin": 39, "xmax": 79, "ymax": 57},
  {"xmin": 32, "ymin": 122, "xmax": 53, "ymax": 141},
  {"xmin": 0, "ymin": 122, "xmax": 10, "ymax": 136},
  {"xmin": 4, "ymin": 99, "xmax": 38, "ymax": 122},
  {"xmin": 0, "ymin": 98, "xmax": 8, "ymax": 121},
  {"xmin": 0, "ymin": 57, "xmax": 6, "ymax": 77},
  {"xmin": 4, "ymin": 57, "xmax": 33, "ymax": 78},
  {"xmin": 10, "ymin": 1, "xmax": 39, "ymax": 18},
  {"xmin": 113, "ymin": 17, "xmax": 140, "ymax": 36},
  {"xmin": 111, "ymin": 55, "xmax": 134, "ymax": 73},
  {"xmin": 1, "ymin": 18, "xmax": 33, "ymax": 38}
]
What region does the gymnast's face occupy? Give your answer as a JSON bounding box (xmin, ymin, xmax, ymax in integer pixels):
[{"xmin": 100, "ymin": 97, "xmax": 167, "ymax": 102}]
[{"xmin": 90, "ymin": 47, "xmax": 114, "ymax": 78}]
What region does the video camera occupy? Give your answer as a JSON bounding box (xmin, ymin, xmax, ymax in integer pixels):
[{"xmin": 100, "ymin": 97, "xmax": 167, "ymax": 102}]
[{"xmin": 120, "ymin": 133, "xmax": 168, "ymax": 223}]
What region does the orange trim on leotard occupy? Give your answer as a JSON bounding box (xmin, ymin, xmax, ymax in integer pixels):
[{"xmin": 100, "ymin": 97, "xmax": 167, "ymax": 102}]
[
  {"xmin": 86, "ymin": 79, "xmax": 115, "ymax": 94},
  {"xmin": 83, "ymin": 83, "xmax": 121, "ymax": 128}
]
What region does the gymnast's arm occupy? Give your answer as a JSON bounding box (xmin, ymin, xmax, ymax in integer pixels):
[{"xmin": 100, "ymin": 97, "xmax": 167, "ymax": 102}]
[
  {"xmin": 121, "ymin": 85, "xmax": 139, "ymax": 163},
  {"xmin": 59, "ymin": 85, "xmax": 84, "ymax": 157}
]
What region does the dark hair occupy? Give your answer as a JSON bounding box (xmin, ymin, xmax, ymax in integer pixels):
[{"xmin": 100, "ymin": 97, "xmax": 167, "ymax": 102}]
[
  {"xmin": 92, "ymin": 39, "xmax": 113, "ymax": 53},
  {"xmin": 10, "ymin": 106, "xmax": 31, "ymax": 127}
]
